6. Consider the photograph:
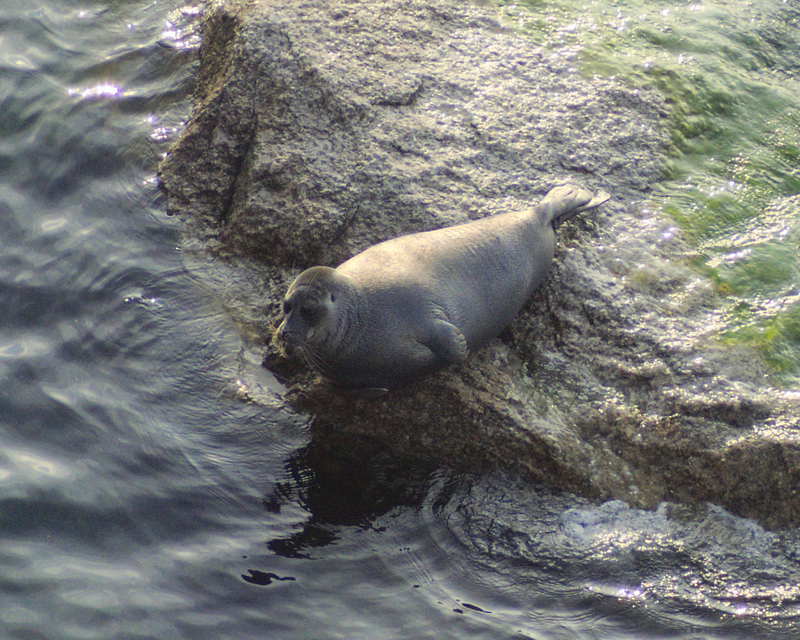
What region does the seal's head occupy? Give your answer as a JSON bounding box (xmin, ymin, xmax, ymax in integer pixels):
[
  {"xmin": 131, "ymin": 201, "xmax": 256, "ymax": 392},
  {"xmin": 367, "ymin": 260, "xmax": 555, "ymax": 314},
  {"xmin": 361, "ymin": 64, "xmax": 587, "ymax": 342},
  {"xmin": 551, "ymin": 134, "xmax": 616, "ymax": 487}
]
[{"xmin": 276, "ymin": 266, "xmax": 357, "ymax": 375}]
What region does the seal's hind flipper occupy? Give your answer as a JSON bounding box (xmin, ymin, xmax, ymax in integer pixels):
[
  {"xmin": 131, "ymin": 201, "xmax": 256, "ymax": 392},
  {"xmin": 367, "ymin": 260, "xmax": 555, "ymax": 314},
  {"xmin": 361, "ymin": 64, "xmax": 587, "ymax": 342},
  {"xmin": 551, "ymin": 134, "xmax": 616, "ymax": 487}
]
[
  {"xmin": 576, "ymin": 189, "xmax": 611, "ymax": 214},
  {"xmin": 539, "ymin": 184, "xmax": 611, "ymax": 228}
]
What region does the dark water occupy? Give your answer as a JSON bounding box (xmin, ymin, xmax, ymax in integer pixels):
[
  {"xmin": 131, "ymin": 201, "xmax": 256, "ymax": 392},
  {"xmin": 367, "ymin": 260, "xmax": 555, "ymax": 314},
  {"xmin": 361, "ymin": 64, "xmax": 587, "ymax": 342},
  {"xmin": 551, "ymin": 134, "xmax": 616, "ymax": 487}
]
[{"xmin": 2, "ymin": 0, "xmax": 800, "ymax": 638}]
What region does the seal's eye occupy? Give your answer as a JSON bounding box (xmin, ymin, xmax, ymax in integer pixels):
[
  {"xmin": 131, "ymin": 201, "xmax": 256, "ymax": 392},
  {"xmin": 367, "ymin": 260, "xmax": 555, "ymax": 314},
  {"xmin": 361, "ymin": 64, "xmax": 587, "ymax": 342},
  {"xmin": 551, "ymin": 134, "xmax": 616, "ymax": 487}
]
[{"xmin": 330, "ymin": 294, "xmax": 336, "ymax": 303}]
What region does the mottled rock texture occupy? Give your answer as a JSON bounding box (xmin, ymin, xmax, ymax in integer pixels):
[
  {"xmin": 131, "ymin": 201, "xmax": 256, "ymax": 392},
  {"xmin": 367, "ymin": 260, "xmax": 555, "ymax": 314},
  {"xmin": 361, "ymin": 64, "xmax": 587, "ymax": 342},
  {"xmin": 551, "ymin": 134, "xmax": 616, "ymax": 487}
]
[{"xmin": 159, "ymin": 0, "xmax": 800, "ymax": 527}]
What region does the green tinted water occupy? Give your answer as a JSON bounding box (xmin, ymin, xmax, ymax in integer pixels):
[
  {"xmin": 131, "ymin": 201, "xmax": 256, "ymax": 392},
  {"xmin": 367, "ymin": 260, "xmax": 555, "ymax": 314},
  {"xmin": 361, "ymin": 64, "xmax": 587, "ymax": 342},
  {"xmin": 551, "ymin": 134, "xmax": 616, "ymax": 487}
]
[{"xmin": 502, "ymin": 0, "xmax": 800, "ymax": 384}]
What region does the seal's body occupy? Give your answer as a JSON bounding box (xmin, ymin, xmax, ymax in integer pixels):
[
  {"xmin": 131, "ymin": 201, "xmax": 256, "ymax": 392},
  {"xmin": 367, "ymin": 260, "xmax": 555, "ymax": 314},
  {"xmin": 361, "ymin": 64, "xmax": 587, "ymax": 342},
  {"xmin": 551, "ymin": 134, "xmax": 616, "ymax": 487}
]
[{"xmin": 276, "ymin": 185, "xmax": 610, "ymax": 391}]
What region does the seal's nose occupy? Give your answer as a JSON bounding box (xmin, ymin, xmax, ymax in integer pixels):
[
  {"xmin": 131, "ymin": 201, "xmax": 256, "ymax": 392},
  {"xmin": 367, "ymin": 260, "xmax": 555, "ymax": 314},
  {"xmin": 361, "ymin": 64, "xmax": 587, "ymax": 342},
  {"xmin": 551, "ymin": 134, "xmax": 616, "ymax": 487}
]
[{"xmin": 275, "ymin": 321, "xmax": 295, "ymax": 355}]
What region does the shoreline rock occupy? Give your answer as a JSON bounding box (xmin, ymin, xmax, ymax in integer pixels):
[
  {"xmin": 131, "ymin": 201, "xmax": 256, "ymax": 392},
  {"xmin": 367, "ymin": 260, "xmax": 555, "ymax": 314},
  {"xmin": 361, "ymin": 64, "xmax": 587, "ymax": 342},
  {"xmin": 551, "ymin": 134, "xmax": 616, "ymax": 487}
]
[{"xmin": 159, "ymin": 0, "xmax": 800, "ymax": 528}]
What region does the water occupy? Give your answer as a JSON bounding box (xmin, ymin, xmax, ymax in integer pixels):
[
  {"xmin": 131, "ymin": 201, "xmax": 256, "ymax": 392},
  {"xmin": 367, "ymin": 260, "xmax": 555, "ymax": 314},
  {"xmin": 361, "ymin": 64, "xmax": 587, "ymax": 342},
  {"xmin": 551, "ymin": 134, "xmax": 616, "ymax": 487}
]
[
  {"xmin": 503, "ymin": 0, "xmax": 800, "ymax": 383},
  {"xmin": 1, "ymin": 0, "xmax": 799, "ymax": 638}
]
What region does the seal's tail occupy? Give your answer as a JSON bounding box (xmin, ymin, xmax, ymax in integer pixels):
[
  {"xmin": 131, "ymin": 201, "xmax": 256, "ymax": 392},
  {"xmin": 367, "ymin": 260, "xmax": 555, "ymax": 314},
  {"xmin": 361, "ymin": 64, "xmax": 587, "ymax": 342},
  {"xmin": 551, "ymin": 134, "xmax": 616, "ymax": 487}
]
[{"xmin": 538, "ymin": 184, "xmax": 611, "ymax": 229}]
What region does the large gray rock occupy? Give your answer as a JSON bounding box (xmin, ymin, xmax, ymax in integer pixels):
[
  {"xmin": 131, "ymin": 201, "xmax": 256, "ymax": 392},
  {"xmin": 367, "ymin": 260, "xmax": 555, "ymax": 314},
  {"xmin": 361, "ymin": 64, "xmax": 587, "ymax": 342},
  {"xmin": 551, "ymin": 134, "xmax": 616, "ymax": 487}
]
[{"xmin": 159, "ymin": 0, "xmax": 800, "ymax": 527}]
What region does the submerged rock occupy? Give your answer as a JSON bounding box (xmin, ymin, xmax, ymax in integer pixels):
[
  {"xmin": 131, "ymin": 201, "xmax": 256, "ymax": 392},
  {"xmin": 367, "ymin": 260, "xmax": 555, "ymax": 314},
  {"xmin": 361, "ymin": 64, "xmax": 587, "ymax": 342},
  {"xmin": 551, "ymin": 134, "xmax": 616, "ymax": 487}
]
[{"xmin": 159, "ymin": 0, "xmax": 800, "ymax": 527}]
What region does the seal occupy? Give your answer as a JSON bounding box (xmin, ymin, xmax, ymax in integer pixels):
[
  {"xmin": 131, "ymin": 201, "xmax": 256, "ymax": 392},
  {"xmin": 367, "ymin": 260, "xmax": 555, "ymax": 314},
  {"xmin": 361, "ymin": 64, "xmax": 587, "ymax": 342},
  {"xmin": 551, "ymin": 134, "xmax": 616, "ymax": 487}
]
[{"xmin": 276, "ymin": 184, "xmax": 610, "ymax": 391}]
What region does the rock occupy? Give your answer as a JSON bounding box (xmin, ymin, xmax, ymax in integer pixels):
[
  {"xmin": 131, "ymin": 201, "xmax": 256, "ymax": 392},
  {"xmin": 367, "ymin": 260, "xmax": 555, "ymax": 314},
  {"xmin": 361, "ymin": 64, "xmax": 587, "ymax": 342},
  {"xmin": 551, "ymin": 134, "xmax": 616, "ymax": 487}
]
[{"xmin": 158, "ymin": 0, "xmax": 800, "ymax": 527}]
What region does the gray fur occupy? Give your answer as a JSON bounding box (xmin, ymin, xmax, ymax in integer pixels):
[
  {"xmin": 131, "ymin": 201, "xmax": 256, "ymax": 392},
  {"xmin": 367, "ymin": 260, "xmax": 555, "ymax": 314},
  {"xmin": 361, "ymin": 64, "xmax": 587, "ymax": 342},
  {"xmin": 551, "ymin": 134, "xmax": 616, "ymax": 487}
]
[{"xmin": 276, "ymin": 184, "xmax": 610, "ymax": 390}]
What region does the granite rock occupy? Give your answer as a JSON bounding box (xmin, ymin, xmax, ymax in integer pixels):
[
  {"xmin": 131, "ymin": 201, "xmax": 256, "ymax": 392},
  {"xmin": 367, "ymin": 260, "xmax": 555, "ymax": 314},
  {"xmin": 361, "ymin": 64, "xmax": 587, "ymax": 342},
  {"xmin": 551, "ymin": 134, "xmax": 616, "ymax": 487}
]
[{"xmin": 159, "ymin": 0, "xmax": 800, "ymax": 527}]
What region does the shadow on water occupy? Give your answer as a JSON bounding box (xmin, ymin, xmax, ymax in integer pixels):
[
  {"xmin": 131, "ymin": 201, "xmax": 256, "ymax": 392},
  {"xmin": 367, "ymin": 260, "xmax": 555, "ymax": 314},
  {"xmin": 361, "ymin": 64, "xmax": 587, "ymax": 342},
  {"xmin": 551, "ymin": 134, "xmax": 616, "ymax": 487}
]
[{"xmin": 260, "ymin": 430, "xmax": 452, "ymax": 559}]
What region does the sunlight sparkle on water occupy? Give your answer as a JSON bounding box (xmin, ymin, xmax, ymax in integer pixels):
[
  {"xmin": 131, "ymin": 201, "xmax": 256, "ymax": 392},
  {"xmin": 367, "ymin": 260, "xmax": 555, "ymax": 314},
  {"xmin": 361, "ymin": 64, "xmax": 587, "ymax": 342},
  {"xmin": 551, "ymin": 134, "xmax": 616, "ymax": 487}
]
[
  {"xmin": 150, "ymin": 126, "xmax": 176, "ymax": 142},
  {"xmin": 0, "ymin": 448, "xmax": 73, "ymax": 483},
  {"xmin": 722, "ymin": 248, "xmax": 752, "ymax": 263},
  {"xmin": 618, "ymin": 587, "xmax": 644, "ymax": 599},
  {"xmin": 68, "ymin": 84, "xmax": 121, "ymax": 100},
  {"xmin": 159, "ymin": 15, "xmax": 201, "ymax": 50},
  {"xmin": 41, "ymin": 216, "xmax": 67, "ymax": 231}
]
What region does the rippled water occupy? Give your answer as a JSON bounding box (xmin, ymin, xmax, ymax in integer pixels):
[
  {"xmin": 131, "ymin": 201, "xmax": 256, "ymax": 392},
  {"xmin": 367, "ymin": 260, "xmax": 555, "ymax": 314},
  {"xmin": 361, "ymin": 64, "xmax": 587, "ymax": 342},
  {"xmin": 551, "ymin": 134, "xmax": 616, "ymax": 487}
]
[
  {"xmin": 505, "ymin": 0, "xmax": 800, "ymax": 384},
  {"xmin": 1, "ymin": 0, "xmax": 799, "ymax": 638}
]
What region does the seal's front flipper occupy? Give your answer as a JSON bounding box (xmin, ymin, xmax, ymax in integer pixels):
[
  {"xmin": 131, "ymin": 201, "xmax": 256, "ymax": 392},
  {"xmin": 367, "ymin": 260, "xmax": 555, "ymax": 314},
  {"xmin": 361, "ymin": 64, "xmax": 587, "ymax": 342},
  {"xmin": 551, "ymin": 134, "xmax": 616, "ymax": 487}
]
[{"xmin": 423, "ymin": 319, "xmax": 469, "ymax": 364}]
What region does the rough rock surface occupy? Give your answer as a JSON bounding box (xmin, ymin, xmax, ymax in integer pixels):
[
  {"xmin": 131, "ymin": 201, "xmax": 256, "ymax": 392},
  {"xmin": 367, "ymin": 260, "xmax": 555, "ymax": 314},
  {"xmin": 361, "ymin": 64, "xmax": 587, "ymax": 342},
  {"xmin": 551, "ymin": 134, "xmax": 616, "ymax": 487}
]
[{"xmin": 159, "ymin": 0, "xmax": 800, "ymax": 527}]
